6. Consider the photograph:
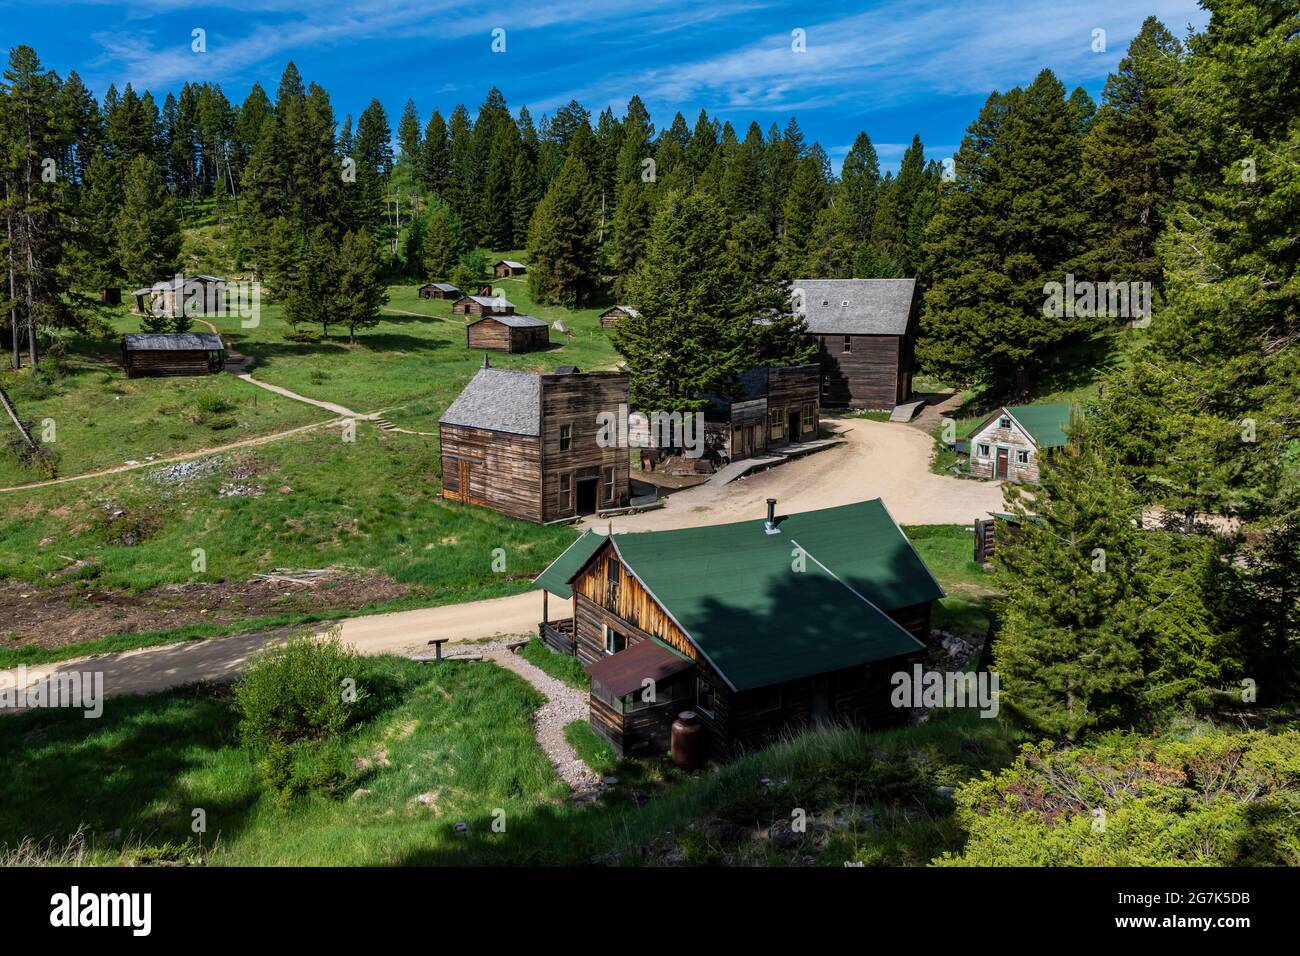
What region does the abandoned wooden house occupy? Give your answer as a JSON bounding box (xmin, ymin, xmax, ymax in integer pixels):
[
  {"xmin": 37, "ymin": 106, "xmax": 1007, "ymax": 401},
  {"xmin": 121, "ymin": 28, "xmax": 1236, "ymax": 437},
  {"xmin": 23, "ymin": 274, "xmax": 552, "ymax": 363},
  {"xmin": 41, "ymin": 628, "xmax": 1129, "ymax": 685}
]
[
  {"xmin": 700, "ymin": 364, "xmax": 821, "ymax": 468},
  {"xmin": 493, "ymin": 259, "xmax": 527, "ymax": 278},
  {"xmin": 418, "ymin": 282, "xmax": 460, "ymax": 300},
  {"xmin": 599, "ymin": 305, "xmax": 639, "ymax": 329},
  {"xmin": 974, "ymin": 512, "xmax": 1027, "ymax": 564},
  {"xmin": 968, "ymin": 403, "xmax": 1074, "ymax": 483},
  {"xmin": 130, "ymin": 275, "xmax": 226, "ymax": 317},
  {"xmin": 466, "ymin": 313, "xmax": 549, "ymax": 353},
  {"xmin": 439, "ymin": 364, "xmax": 631, "ymax": 523},
  {"xmin": 121, "ymin": 332, "xmax": 226, "ymax": 378},
  {"xmin": 452, "ymin": 294, "xmax": 515, "ymax": 318},
  {"xmin": 533, "ymin": 498, "xmax": 943, "ymax": 758},
  {"xmin": 794, "ymin": 278, "xmax": 918, "ymax": 409}
]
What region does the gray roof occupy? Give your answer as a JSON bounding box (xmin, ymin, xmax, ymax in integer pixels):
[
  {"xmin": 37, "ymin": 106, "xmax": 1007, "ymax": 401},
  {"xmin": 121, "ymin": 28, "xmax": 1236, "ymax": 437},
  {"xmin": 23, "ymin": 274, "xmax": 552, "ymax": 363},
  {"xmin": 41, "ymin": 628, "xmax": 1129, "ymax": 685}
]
[
  {"xmin": 473, "ymin": 313, "xmax": 547, "ymax": 329},
  {"xmin": 603, "ymin": 305, "xmax": 641, "ymax": 318},
  {"xmin": 495, "ymin": 260, "xmax": 526, "ymax": 269},
  {"xmin": 123, "ymin": 332, "xmax": 225, "ymax": 352},
  {"xmin": 422, "ymin": 282, "xmax": 460, "ymax": 292},
  {"xmin": 461, "ymin": 295, "xmax": 515, "ymax": 310},
  {"xmin": 440, "ymin": 368, "xmax": 541, "ymax": 436},
  {"xmin": 130, "ymin": 275, "xmax": 224, "ymax": 296},
  {"xmin": 793, "ymin": 279, "xmax": 916, "ymax": 335}
]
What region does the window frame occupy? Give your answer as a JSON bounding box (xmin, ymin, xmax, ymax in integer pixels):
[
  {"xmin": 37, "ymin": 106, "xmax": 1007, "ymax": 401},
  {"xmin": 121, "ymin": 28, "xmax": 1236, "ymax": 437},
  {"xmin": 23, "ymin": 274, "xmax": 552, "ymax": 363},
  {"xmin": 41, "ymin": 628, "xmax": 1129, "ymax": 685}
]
[
  {"xmin": 977, "ymin": 442, "xmax": 991, "ymax": 459},
  {"xmin": 558, "ymin": 423, "xmax": 573, "ymax": 452},
  {"xmin": 1015, "ymin": 448, "xmax": 1030, "ymax": 466},
  {"xmin": 841, "ymin": 335, "xmax": 852, "ymax": 354},
  {"xmin": 558, "ymin": 471, "xmax": 573, "ymax": 511},
  {"xmin": 603, "ymin": 465, "xmax": 616, "ymax": 503},
  {"xmin": 695, "ymin": 675, "xmax": 717, "ymax": 718}
]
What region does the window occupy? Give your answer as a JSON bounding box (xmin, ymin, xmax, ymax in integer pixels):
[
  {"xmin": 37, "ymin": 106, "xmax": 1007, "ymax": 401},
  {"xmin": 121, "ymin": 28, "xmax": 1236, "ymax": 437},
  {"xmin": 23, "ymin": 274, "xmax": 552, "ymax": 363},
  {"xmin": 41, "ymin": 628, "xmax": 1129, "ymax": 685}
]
[
  {"xmin": 602, "ymin": 624, "xmax": 627, "ymax": 655},
  {"xmin": 559, "ymin": 423, "xmax": 572, "ymax": 451},
  {"xmin": 820, "ymin": 377, "xmax": 830, "ymax": 397},
  {"xmin": 842, "ymin": 336, "xmax": 852, "ymax": 353},
  {"xmin": 999, "ymin": 416, "xmax": 1011, "ymax": 429},
  {"xmin": 977, "ymin": 443, "xmax": 991, "ymax": 459},
  {"xmin": 603, "ymin": 465, "xmax": 616, "ymax": 503},
  {"xmin": 1016, "ymin": 449, "xmax": 1030, "ymax": 466},
  {"xmin": 696, "ymin": 676, "xmax": 717, "ymax": 718},
  {"xmin": 558, "ymin": 472, "xmax": 572, "ymax": 511},
  {"xmin": 802, "ymin": 402, "xmax": 815, "ymax": 430},
  {"xmin": 605, "ymin": 557, "xmax": 621, "ymax": 607},
  {"xmin": 769, "ymin": 410, "xmax": 782, "ymax": 439}
]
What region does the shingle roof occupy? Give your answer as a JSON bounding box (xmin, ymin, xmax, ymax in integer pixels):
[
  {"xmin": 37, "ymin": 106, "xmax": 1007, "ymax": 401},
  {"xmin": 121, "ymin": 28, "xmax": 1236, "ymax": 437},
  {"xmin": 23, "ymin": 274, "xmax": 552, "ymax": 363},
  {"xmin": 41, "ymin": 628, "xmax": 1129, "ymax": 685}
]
[
  {"xmin": 130, "ymin": 275, "xmax": 225, "ymax": 296},
  {"xmin": 602, "ymin": 305, "xmax": 641, "ymax": 318},
  {"xmin": 422, "ymin": 282, "xmax": 460, "ymax": 292},
  {"xmin": 793, "ymin": 279, "xmax": 916, "ymax": 335},
  {"xmin": 549, "ymin": 499, "xmax": 942, "ymax": 691},
  {"xmin": 439, "ymin": 367, "xmax": 541, "ymax": 436},
  {"xmin": 122, "ymin": 332, "xmax": 225, "ymax": 352},
  {"xmin": 1005, "ymin": 403, "xmax": 1075, "ymax": 448},
  {"xmin": 495, "ymin": 260, "xmax": 526, "ymax": 270},
  {"xmin": 473, "ymin": 313, "xmax": 547, "ymax": 329},
  {"xmin": 461, "ymin": 295, "xmax": 515, "ymax": 310}
]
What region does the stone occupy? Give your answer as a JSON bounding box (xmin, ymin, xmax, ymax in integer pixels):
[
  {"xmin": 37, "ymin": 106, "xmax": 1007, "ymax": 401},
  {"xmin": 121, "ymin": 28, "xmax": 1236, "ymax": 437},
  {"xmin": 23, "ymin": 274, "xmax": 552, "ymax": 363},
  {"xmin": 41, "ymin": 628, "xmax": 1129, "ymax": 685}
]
[{"xmin": 349, "ymin": 788, "xmax": 372, "ymax": 803}]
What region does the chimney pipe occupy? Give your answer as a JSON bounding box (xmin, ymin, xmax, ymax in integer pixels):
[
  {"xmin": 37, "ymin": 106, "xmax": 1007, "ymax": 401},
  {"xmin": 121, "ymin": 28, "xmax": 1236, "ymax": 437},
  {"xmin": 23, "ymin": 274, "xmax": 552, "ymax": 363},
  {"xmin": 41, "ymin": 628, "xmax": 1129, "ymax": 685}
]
[{"xmin": 764, "ymin": 498, "xmax": 779, "ymax": 534}]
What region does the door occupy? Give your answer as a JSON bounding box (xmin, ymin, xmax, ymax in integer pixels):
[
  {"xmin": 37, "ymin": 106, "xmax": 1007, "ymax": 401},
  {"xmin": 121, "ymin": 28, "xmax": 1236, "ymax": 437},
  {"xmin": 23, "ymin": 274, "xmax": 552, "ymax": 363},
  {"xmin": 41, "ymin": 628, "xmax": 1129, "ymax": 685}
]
[
  {"xmin": 995, "ymin": 447, "xmax": 1009, "ymax": 480},
  {"xmin": 732, "ymin": 423, "xmax": 748, "ymax": 460},
  {"xmin": 811, "ymin": 676, "xmax": 831, "ymax": 726},
  {"xmin": 457, "ymin": 460, "xmax": 471, "ymax": 502},
  {"xmin": 576, "ymin": 477, "xmax": 598, "ymax": 515},
  {"xmin": 788, "ymin": 409, "xmax": 800, "ymax": 443}
]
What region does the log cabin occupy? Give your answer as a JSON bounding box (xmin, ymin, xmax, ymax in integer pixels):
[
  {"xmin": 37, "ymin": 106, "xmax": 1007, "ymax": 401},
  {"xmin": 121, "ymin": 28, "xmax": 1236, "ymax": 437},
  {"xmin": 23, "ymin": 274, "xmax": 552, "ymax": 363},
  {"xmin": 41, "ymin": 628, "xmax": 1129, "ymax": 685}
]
[
  {"xmin": 439, "ymin": 364, "xmax": 631, "ymax": 522},
  {"xmin": 793, "ymin": 278, "xmax": 918, "ymax": 409},
  {"xmin": 967, "ymin": 403, "xmax": 1073, "ymax": 483},
  {"xmin": 533, "ymin": 497, "xmax": 943, "ymax": 758},
  {"xmin": 121, "ymin": 332, "xmax": 226, "ymax": 378},
  {"xmin": 493, "ymin": 259, "xmax": 527, "ymax": 278},
  {"xmin": 599, "ymin": 305, "xmax": 639, "ymax": 329},
  {"xmin": 418, "ymin": 282, "xmax": 461, "ymax": 300},
  {"xmin": 452, "ymin": 294, "xmax": 515, "ymax": 318},
  {"xmin": 466, "ymin": 314, "xmax": 549, "ymax": 353},
  {"xmin": 130, "ymin": 275, "xmax": 227, "ymax": 317}
]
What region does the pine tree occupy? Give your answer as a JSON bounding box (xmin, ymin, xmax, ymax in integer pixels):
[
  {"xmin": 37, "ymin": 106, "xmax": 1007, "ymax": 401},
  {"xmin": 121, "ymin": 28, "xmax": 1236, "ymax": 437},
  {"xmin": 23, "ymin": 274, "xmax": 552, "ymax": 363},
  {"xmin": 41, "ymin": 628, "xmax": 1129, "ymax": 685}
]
[
  {"xmin": 525, "ymin": 152, "xmax": 600, "ymax": 307},
  {"xmin": 397, "ymin": 98, "xmax": 421, "ymax": 169},
  {"xmin": 994, "ymin": 424, "xmax": 1146, "ymax": 739},
  {"xmin": 481, "ymin": 121, "xmax": 518, "ymax": 249},
  {"xmin": 421, "ymin": 196, "xmax": 467, "ymax": 281},
  {"xmin": 69, "ymin": 150, "xmax": 123, "ymax": 294},
  {"xmin": 117, "ymin": 155, "xmax": 180, "ymax": 288},
  {"xmin": 779, "ymin": 154, "xmax": 827, "ymax": 277},
  {"xmin": 334, "ymin": 229, "xmax": 388, "ymax": 343}
]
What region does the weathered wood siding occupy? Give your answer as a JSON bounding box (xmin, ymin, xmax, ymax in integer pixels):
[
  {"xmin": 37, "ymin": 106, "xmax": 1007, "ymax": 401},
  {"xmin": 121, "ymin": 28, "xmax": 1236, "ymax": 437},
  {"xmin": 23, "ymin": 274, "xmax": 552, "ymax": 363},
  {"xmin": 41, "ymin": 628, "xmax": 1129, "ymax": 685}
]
[
  {"xmin": 466, "ymin": 318, "xmax": 512, "ymax": 351},
  {"xmin": 452, "ymin": 297, "xmax": 514, "ymax": 317},
  {"xmin": 809, "ymin": 333, "xmax": 907, "ymax": 408},
  {"xmin": 968, "ymin": 416, "xmax": 1039, "ymax": 483},
  {"xmin": 572, "ymin": 542, "xmax": 697, "ymax": 666},
  {"xmin": 439, "ymin": 423, "xmax": 543, "ymax": 522},
  {"xmin": 599, "ymin": 307, "xmax": 631, "ymax": 329},
  {"xmin": 123, "ymin": 350, "xmax": 216, "ymax": 377},
  {"xmin": 540, "ymin": 372, "xmax": 630, "ymax": 522},
  {"xmin": 766, "ymin": 364, "xmax": 820, "ymax": 444}
]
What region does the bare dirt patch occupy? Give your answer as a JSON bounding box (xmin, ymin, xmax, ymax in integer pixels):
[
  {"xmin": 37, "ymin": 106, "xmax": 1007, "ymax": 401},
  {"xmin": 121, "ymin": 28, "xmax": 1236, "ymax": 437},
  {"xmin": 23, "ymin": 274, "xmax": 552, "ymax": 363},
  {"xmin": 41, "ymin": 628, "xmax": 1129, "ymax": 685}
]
[{"xmin": 0, "ymin": 571, "xmax": 411, "ymax": 647}]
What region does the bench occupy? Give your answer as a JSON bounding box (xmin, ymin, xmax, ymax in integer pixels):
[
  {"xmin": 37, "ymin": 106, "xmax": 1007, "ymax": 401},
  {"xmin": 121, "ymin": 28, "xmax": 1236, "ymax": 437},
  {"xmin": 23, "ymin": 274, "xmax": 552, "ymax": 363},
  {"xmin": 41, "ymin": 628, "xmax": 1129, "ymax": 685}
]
[{"xmin": 505, "ymin": 639, "xmax": 529, "ymax": 654}]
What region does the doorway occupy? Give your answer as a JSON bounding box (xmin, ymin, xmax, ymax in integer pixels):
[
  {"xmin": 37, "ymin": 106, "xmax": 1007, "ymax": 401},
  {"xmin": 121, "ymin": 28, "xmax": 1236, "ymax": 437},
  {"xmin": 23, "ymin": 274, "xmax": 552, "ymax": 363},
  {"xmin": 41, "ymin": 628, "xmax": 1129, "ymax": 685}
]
[
  {"xmin": 995, "ymin": 447, "xmax": 1010, "ymax": 479},
  {"xmin": 787, "ymin": 409, "xmax": 800, "ymax": 443},
  {"xmin": 576, "ymin": 477, "xmax": 598, "ymax": 515}
]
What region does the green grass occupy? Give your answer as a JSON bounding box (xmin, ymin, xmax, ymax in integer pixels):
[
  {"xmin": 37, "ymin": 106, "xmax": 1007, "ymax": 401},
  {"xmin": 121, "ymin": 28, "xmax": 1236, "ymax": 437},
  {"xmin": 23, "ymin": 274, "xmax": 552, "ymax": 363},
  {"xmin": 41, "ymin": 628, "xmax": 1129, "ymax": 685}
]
[
  {"xmin": 0, "ymin": 312, "xmax": 329, "ymax": 487},
  {"xmin": 520, "ymin": 638, "xmax": 590, "ymax": 690},
  {"xmin": 904, "ymin": 524, "xmax": 1000, "ymax": 640},
  {"xmin": 565, "ymin": 719, "xmax": 619, "ymax": 775}
]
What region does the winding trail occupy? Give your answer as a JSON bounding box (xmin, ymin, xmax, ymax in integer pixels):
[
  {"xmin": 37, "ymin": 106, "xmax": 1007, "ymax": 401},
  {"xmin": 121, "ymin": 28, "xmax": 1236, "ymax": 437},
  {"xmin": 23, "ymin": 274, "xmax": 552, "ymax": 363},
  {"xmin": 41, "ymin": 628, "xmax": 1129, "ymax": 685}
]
[{"xmin": 487, "ymin": 648, "xmax": 601, "ymax": 794}]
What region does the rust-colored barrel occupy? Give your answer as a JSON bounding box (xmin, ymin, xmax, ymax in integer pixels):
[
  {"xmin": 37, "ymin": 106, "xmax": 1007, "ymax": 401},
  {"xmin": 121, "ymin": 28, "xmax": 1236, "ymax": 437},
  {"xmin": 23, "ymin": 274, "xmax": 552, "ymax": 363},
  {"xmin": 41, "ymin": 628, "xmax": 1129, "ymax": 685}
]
[{"xmin": 671, "ymin": 710, "xmax": 705, "ymax": 768}]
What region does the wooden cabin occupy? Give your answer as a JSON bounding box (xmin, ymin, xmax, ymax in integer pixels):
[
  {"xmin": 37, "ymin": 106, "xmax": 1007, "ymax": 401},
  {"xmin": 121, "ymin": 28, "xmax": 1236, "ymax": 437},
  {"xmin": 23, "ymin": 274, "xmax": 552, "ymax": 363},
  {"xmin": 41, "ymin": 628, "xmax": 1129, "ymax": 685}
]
[
  {"xmin": 599, "ymin": 305, "xmax": 639, "ymax": 329},
  {"xmin": 794, "ymin": 278, "xmax": 918, "ymax": 409},
  {"xmin": 696, "ymin": 364, "xmax": 820, "ymax": 470},
  {"xmin": 452, "ymin": 294, "xmax": 515, "ymax": 318},
  {"xmin": 439, "ymin": 365, "xmax": 631, "ymax": 523},
  {"xmin": 121, "ymin": 332, "xmax": 226, "ymax": 378},
  {"xmin": 131, "ymin": 275, "xmax": 226, "ymax": 317},
  {"xmin": 466, "ymin": 314, "xmax": 549, "ymax": 353},
  {"xmin": 533, "ymin": 498, "xmax": 943, "ymax": 758},
  {"xmin": 968, "ymin": 403, "xmax": 1073, "ymax": 483},
  {"xmin": 493, "ymin": 259, "xmax": 527, "ymax": 278},
  {"xmin": 974, "ymin": 512, "xmax": 1027, "ymax": 564},
  {"xmin": 418, "ymin": 282, "xmax": 460, "ymax": 300}
]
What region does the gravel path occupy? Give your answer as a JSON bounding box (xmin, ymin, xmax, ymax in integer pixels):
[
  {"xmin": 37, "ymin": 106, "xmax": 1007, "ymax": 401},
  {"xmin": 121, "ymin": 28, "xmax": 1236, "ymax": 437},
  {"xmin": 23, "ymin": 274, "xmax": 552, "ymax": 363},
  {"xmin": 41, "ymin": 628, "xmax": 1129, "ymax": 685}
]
[{"xmin": 485, "ymin": 647, "xmax": 602, "ymax": 796}]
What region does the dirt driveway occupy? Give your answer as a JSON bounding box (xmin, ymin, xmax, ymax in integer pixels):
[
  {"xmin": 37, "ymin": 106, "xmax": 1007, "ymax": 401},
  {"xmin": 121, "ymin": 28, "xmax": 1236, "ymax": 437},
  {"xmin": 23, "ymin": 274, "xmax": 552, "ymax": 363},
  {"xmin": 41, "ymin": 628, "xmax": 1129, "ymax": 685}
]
[{"xmin": 590, "ymin": 414, "xmax": 1005, "ymax": 532}]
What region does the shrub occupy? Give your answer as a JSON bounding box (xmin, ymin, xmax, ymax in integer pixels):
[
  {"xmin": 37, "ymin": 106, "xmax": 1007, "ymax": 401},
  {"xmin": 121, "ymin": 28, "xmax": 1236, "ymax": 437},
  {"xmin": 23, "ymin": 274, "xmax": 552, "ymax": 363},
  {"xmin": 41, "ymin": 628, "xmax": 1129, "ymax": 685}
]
[
  {"xmin": 234, "ymin": 629, "xmax": 367, "ymax": 746},
  {"xmin": 937, "ymin": 729, "xmax": 1300, "ymax": 866}
]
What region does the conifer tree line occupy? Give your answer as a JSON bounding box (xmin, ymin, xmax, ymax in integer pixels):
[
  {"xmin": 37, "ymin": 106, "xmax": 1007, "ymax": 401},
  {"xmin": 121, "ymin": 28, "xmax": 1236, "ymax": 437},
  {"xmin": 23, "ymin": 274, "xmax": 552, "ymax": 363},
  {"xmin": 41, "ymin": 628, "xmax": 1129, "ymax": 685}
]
[{"xmin": 1, "ymin": 49, "xmax": 946, "ymax": 363}]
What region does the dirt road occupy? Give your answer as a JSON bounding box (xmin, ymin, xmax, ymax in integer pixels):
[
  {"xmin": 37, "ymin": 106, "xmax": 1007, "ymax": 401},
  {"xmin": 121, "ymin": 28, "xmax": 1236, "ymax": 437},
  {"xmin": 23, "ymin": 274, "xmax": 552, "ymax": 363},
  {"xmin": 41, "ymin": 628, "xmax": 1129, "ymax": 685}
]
[{"xmin": 591, "ymin": 414, "xmax": 1004, "ymax": 532}]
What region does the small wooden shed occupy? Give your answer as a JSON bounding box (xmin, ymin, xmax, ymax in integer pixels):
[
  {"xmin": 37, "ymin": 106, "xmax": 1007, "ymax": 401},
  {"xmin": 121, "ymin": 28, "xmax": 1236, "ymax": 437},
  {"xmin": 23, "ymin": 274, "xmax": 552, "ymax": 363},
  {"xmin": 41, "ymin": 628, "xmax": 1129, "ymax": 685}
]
[
  {"xmin": 121, "ymin": 332, "xmax": 226, "ymax": 378},
  {"xmin": 466, "ymin": 314, "xmax": 549, "ymax": 353},
  {"xmin": 418, "ymin": 282, "xmax": 460, "ymax": 300},
  {"xmin": 599, "ymin": 305, "xmax": 639, "ymax": 329},
  {"xmin": 452, "ymin": 295, "xmax": 515, "ymax": 318},
  {"xmin": 493, "ymin": 259, "xmax": 526, "ymax": 278}
]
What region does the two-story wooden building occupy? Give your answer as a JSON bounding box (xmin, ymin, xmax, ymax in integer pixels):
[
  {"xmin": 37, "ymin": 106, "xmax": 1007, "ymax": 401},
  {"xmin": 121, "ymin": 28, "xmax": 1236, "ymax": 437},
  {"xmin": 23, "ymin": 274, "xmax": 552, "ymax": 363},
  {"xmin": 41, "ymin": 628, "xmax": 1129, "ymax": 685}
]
[
  {"xmin": 533, "ymin": 498, "xmax": 943, "ymax": 758},
  {"xmin": 793, "ymin": 278, "xmax": 918, "ymax": 409},
  {"xmin": 439, "ymin": 364, "xmax": 631, "ymax": 523},
  {"xmin": 698, "ymin": 364, "xmax": 821, "ymax": 467}
]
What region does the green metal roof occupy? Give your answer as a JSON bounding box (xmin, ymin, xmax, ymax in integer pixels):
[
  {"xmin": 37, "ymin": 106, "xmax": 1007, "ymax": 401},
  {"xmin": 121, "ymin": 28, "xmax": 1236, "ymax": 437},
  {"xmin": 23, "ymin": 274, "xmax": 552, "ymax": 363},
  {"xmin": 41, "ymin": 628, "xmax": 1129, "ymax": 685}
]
[
  {"xmin": 1006, "ymin": 403, "xmax": 1075, "ymax": 449},
  {"xmin": 532, "ymin": 531, "xmax": 604, "ymax": 599},
  {"xmin": 600, "ymin": 500, "xmax": 942, "ymax": 692}
]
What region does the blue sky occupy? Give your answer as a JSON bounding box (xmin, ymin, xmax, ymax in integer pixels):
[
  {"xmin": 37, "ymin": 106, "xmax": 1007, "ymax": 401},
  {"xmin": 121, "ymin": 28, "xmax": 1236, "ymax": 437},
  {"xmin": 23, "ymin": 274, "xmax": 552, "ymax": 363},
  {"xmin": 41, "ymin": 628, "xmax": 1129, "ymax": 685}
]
[{"xmin": 7, "ymin": 0, "xmax": 1211, "ymax": 172}]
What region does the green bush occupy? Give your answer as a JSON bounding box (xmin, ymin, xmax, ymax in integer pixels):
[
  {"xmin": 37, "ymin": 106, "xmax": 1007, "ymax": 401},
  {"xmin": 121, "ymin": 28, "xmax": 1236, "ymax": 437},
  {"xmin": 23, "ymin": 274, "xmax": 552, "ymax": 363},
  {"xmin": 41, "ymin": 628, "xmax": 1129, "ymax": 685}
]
[
  {"xmin": 938, "ymin": 729, "xmax": 1300, "ymax": 866},
  {"xmin": 234, "ymin": 629, "xmax": 367, "ymax": 746}
]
